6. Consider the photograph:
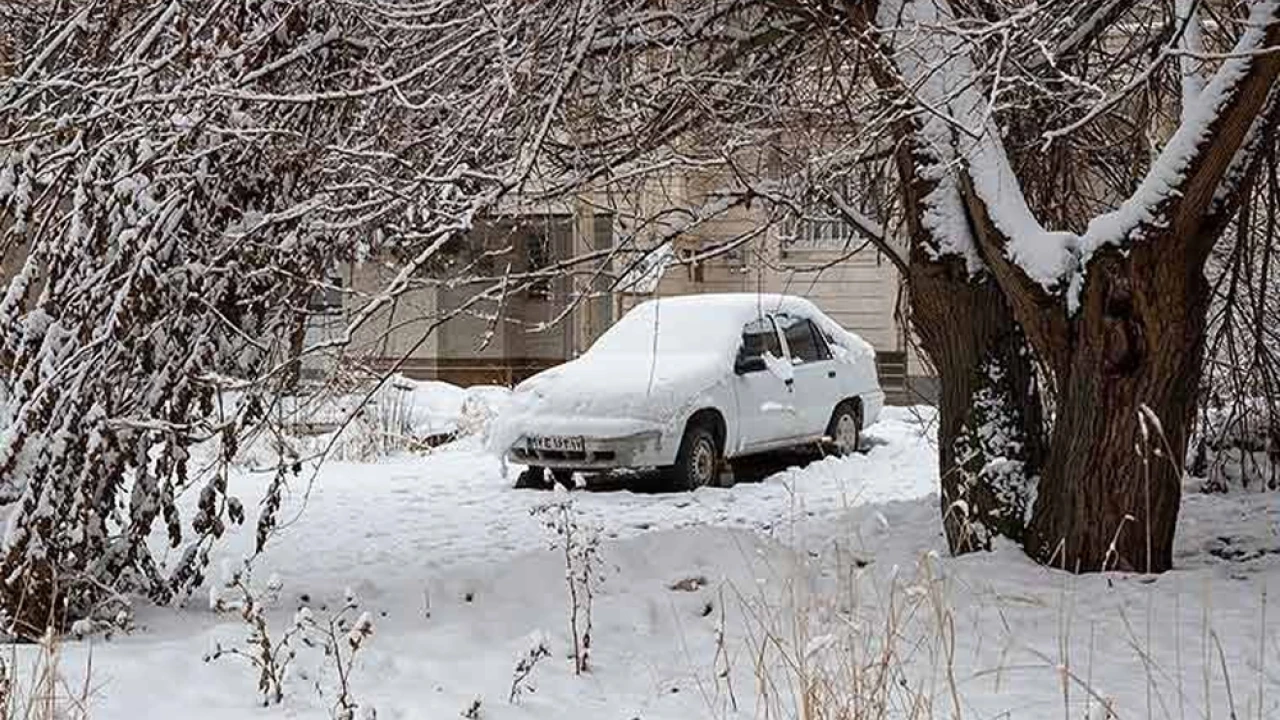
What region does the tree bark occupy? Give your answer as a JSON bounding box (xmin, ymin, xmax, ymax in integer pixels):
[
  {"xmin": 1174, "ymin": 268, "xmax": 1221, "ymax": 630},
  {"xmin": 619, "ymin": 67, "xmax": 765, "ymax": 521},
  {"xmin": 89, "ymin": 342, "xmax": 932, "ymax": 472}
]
[
  {"xmin": 909, "ymin": 251, "xmax": 1045, "ymax": 553},
  {"xmin": 961, "ymin": 176, "xmax": 1215, "ymax": 573},
  {"xmin": 1023, "ymin": 244, "xmax": 1209, "ymax": 572},
  {"xmin": 851, "ymin": 0, "xmax": 1279, "ymax": 572},
  {"xmin": 893, "ymin": 138, "xmax": 1045, "ymax": 553},
  {"xmin": 845, "ymin": 0, "xmax": 1050, "ymax": 556},
  {"xmin": 1000, "ymin": 41, "xmax": 1278, "ymax": 573}
]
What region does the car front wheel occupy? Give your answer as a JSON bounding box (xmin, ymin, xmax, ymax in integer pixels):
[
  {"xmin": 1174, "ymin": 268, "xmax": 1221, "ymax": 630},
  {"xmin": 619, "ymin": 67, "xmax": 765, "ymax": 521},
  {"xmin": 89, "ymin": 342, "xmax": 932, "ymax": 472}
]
[
  {"xmin": 826, "ymin": 401, "xmax": 863, "ymax": 456},
  {"xmin": 515, "ymin": 465, "xmax": 551, "ymax": 489},
  {"xmin": 550, "ymin": 469, "xmax": 576, "ymax": 490},
  {"xmin": 669, "ymin": 423, "xmax": 722, "ymax": 491}
]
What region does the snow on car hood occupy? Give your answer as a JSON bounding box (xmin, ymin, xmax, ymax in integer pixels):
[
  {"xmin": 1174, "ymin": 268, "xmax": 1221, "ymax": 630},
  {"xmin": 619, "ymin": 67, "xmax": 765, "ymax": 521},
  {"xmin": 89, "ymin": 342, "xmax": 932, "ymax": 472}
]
[
  {"xmin": 490, "ymin": 350, "xmax": 728, "ymax": 447},
  {"xmin": 489, "ymin": 298, "xmax": 748, "ymax": 449}
]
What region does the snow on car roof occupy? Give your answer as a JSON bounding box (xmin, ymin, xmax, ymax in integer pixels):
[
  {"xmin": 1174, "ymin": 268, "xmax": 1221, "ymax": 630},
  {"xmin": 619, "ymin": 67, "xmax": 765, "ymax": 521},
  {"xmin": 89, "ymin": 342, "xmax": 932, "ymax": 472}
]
[
  {"xmin": 589, "ymin": 293, "xmax": 872, "ymax": 360},
  {"xmin": 633, "ymin": 292, "xmax": 822, "ymax": 314}
]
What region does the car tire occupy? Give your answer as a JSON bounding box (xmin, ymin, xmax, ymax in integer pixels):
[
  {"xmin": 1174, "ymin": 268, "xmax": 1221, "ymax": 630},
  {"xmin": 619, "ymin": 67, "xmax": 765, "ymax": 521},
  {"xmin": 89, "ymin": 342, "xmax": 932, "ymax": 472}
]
[
  {"xmin": 551, "ymin": 469, "xmax": 576, "ymax": 490},
  {"xmin": 669, "ymin": 422, "xmax": 723, "ymax": 491},
  {"xmin": 514, "ymin": 466, "xmax": 553, "ymax": 490},
  {"xmin": 825, "ymin": 400, "xmax": 863, "ymax": 457}
]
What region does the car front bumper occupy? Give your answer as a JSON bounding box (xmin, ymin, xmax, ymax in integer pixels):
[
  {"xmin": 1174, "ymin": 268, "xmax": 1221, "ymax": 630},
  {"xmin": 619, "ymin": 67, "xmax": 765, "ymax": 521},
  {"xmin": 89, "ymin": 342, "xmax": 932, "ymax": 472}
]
[{"xmin": 507, "ymin": 429, "xmax": 674, "ymax": 471}]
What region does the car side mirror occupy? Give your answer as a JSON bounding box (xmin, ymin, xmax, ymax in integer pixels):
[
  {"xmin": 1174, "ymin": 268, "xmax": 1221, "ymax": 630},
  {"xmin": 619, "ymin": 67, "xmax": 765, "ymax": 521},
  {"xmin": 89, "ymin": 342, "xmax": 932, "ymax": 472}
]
[{"xmin": 735, "ymin": 355, "xmax": 767, "ymax": 375}]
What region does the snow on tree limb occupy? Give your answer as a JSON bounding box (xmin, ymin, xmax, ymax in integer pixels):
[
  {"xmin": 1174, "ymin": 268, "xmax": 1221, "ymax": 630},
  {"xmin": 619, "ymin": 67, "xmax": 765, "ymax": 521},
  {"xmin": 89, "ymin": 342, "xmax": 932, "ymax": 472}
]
[
  {"xmin": 1078, "ymin": 0, "xmax": 1280, "ymax": 275},
  {"xmin": 872, "ymin": 0, "xmax": 984, "ymax": 275},
  {"xmin": 0, "ymin": 0, "xmax": 622, "ymax": 630},
  {"xmin": 1176, "ymin": 0, "xmax": 1208, "ymax": 119},
  {"xmin": 875, "ymin": 0, "xmax": 1280, "ymax": 311}
]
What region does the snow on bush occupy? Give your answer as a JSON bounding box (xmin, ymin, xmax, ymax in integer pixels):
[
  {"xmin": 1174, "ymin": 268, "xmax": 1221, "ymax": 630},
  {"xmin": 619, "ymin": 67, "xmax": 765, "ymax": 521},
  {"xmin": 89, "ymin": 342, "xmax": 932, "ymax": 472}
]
[
  {"xmin": 264, "ymin": 376, "xmax": 512, "ymax": 463},
  {"xmin": 456, "ymin": 386, "xmax": 513, "ymax": 443},
  {"xmin": 1189, "ymin": 397, "xmax": 1278, "ymax": 492},
  {"xmin": 532, "ymin": 500, "xmax": 602, "ymax": 676},
  {"xmin": 207, "ymin": 563, "xmax": 376, "ymax": 716},
  {"xmin": 0, "ymin": 0, "xmax": 597, "ymax": 634}
]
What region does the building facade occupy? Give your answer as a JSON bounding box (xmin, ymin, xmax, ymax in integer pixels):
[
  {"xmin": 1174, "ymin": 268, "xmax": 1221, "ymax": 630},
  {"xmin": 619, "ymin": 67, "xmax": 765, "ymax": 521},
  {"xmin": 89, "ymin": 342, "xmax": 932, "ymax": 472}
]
[{"xmin": 329, "ymin": 182, "xmax": 933, "ymax": 404}]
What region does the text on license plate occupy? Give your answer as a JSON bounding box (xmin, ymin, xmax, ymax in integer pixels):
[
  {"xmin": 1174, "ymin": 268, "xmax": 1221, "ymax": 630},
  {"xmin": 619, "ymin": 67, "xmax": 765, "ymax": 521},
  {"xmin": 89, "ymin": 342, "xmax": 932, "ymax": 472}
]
[{"xmin": 528, "ymin": 435, "xmax": 585, "ymax": 452}]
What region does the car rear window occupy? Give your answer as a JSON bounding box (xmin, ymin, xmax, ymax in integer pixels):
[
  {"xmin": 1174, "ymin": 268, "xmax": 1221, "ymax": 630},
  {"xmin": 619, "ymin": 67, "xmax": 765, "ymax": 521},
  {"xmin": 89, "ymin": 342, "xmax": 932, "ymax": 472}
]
[{"xmin": 776, "ymin": 314, "xmax": 832, "ymax": 363}]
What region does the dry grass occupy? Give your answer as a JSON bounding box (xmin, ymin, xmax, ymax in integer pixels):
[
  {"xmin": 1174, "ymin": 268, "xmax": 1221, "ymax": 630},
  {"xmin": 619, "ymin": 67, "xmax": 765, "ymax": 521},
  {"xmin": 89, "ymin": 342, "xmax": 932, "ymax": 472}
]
[
  {"xmin": 712, "ymin": 535, "xmax": 1275, "ymax": 720},
  {"xmin": 1, "ymin": 629, "xmax": 93, "ymax": 720},
  {"xmin": 731, "ymin": 552, "xmax": 962, "ymax": 720}
]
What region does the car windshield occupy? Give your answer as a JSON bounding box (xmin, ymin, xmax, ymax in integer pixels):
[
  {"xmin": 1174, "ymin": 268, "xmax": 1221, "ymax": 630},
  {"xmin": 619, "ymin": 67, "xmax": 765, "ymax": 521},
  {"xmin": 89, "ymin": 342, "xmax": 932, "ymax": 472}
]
[{"xmin": 587, "ymin": 300, "xmax": 747, "ymax": 356}]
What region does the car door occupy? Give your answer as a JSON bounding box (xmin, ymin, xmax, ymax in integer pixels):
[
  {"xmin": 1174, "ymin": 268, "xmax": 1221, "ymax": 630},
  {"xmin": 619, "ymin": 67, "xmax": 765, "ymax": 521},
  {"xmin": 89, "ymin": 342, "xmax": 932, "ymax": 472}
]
[
  {"xmin": 731, "ymin": 316, "xmax": 800, "ymax": 453},
  {"xmin": 774, "ymin": 313, "xmax": 841, "ymax": 438}
]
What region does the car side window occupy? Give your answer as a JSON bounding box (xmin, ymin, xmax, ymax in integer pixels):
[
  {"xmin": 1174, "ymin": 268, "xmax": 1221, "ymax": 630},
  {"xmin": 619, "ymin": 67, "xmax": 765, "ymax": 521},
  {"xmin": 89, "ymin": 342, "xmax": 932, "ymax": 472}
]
[
  {"xmin": 776, "ymin": 314, "xmax": 832, "ymax": 364},
  {"xmin": 808, "ymin": 322, "xmax": 834, "ymax": 361},
  {"xmin": 738, "ymin": 317, "xmax": 781, "ymax": 362}
]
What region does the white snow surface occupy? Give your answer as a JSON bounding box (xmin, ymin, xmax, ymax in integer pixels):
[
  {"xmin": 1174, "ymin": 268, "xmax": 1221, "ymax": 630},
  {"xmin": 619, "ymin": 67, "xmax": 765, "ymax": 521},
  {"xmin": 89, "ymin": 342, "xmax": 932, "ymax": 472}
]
[{"xmin": 7, "ymin": 405, "xmax": 1280, "ymax": 718}]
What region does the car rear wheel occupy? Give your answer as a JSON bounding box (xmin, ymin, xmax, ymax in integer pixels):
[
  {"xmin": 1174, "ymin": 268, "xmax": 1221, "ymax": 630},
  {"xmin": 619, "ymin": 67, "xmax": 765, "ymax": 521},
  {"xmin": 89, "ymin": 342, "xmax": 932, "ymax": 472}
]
[
  {"xmin": 826, "ymin": 401, "xmax": 862, "ymax": 457},
  {"xmin": 669, "ymin": 422, "xmax": 722, "ymax": 491}
]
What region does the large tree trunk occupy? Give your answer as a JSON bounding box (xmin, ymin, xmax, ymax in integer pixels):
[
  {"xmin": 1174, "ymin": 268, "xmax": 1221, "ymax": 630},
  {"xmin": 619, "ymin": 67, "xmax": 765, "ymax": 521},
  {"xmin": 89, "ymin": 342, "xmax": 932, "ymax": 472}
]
[
  {"xmin": 856, "ymin": 0, "xmax": 1279, "ymax": 573},
  {"xmin": 910, "ymin": 253, "xmax": 1045, "ymax": 553},
  {"xmin": 1024, "ymin": 248, "xmax": 1209, "ymax": 572}
]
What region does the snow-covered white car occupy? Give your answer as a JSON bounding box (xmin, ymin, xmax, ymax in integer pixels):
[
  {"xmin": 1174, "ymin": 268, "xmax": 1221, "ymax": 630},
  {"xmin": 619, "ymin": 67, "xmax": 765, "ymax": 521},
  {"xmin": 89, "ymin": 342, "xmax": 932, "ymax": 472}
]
[{"xmin": 494, "ymin": 293, "xmax": 884, "ymax": 490}]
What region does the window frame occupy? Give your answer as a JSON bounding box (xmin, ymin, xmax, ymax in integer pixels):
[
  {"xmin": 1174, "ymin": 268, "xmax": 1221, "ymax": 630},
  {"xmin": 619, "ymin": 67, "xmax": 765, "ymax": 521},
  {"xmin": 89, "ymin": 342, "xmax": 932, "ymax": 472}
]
[
  {"xmin": 736, "ymin": 315, "xmax": 784, "ymax": 369},
  {"xmin": 524, "ymin": 230, "xmax": 553, "ymax": 299},
  {"xmin": 307, "ymin": 274, "xmax": 345, "ymax": 315},
  {"xmin": 775, "ymin": 313, "xmax": 833, "ymax": 365}
]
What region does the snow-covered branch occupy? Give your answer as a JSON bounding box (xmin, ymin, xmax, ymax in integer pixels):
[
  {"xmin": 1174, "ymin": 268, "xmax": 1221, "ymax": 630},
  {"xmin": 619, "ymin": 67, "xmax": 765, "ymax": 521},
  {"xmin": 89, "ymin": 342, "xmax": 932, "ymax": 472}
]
[{"xmin": 0, "ymin": 0, "xmax": 632, "ymax": 631}]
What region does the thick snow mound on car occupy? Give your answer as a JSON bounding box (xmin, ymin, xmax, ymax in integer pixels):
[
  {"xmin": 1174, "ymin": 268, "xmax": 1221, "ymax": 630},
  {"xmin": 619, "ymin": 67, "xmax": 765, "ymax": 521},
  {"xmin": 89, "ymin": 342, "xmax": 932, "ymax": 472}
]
[{"xmin": 490, "ymin": 294, "xmax": 875, "ymax": 450}]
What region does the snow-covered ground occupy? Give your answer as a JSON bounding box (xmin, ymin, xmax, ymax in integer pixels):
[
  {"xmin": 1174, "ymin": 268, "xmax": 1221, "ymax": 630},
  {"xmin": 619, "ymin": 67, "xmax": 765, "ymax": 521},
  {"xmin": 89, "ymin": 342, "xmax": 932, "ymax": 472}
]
[{"xmin": 9, "ymin": 406, "xmax": 1280, "ymax": 719}]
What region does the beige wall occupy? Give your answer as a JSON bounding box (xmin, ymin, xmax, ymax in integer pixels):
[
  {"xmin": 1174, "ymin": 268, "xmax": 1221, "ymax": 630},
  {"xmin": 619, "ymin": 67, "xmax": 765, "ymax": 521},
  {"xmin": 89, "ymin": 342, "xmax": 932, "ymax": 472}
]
[
  {"xmin": 620, "ymin": 201, "xmax": 907, "ymax": 356},
  {"xmin": 343, "ymin": 261, "xmax": 441, "ymax": 367},
  {"xmin": 344, "ymin": 215, "xmax": 583, "ymax": 384}
]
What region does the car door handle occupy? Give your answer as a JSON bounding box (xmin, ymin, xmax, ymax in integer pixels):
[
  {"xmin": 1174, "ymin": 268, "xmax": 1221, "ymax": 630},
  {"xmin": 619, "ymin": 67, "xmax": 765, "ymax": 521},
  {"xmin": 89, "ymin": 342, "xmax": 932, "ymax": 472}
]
[{"xmin": 827, "ymin": 370, "xmax": 836, "ymax": 378}]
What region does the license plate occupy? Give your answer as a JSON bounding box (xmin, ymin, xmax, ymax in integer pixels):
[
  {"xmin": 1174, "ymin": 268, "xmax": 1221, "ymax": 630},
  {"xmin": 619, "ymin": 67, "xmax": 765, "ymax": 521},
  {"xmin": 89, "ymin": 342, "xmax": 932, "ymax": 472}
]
[{"xmin": 528, "ymin": 435, "xmax": 585, "ymax": 452}]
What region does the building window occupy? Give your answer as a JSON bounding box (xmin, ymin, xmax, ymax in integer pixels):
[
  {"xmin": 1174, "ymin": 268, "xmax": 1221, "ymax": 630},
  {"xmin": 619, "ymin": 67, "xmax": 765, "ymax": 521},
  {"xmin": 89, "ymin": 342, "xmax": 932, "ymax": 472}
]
[
  {"xmin": 703, "ymin": 239, "xmax": 746, "ymax": 267},
  {"xmin": 308, "ymin": 275, "xmax": 344, "ymax": 314},
  {"xmin": 779, "ymin": 214, "xmax": 856, "ymax": 253},
  {"xmin": 525, "ymin": 231, "xmax": 553, "ymax": 298},
  {"xmin": 779, "ymin": 172, "xmax": 889, "ymax": 259},
  {"xmin": 680, "ymin": 247, "xmax": 705, "ymax": 283}
]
